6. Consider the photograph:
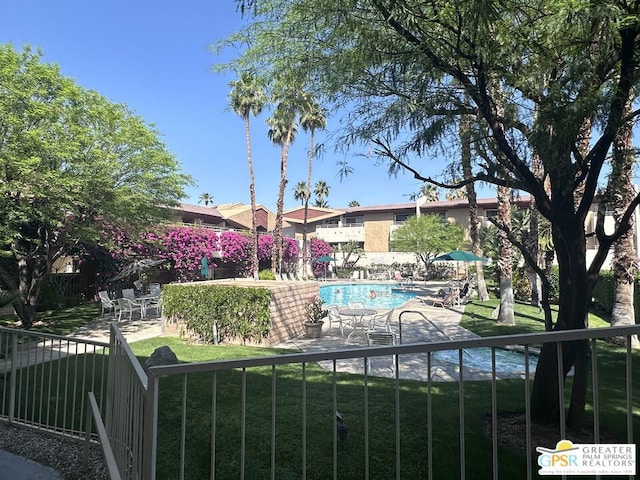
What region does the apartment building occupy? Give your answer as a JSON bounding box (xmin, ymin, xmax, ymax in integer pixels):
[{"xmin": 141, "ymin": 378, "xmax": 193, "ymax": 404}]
[{"xmin": 283, "ymin": 196, "xmax": 635, "ymax": 267}]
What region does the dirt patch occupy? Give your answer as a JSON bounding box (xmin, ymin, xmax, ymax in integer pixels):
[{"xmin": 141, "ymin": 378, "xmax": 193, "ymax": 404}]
[{"xmin": 485, "ymin": 412, "xmax": 625, "ymax": 455}]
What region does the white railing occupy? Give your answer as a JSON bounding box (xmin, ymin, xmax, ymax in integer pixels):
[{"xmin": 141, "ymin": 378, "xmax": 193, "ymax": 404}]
[
  {"xmin": 0, "ymin": 326, "xmax": 109, "ymax": 437},
  {"xmin": 143, "ymin": 324, "xmax": 640, "ymax": 480}
]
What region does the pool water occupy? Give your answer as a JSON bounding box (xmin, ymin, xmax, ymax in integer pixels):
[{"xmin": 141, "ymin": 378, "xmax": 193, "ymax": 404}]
[
  {"xmin": 320, "ymin": 283, "xmax": 417, "ymax": 309},
  {"xmin": 433, "ymin": 347, "xmax": 538, "ymax": 374}
]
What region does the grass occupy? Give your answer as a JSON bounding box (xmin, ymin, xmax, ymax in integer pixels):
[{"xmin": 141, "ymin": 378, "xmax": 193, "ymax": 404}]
[
  {"xmin": 127, "ymin": 308, "xmax": 639, "ymax": 480},
  {"xmin": 0, "ymin": 302, "xmax": 102, "ymax": 336},
  {"xmin": 2, "ymin": 300, "xmax": 637, "ymax": 478}
]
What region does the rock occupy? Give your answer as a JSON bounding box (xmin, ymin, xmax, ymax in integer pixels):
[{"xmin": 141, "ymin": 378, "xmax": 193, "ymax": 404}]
[{"xmin": 145, "ymin": 345, "xmax": 179, "ymax": 367}]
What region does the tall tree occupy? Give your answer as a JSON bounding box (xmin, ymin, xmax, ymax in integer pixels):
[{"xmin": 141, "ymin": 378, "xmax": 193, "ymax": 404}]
[
  {"xmin": 222, "ymin": 0, "xmax": 640, "ymax": 427},
  {"xmin": 267, "ymin": 86, "xmax": 306, "ymax": 273},
  {"xmin": 607, "ymin": 95, "xmax": 639, "ymax": 347},
  {"xmin": 409, "ymin": 184, "xmax": 440, "ymax": 202},
  {"xmin": 460, "ymin": 108, "xmax": 489, "ymax": 301},
  {"xmin": 198, "ymin": 193, "xmax": 214, "ymax": 206},
  {"xmin": 390, "ymin": 215, "xmax": 464, "ymax": 273},
  {"xmin": 292, "ymin": 181, "xmax": 308, "ymax": 205},
  {"xmin": 313, "ymin": 180, "xmax": 330, "ymax": 207},
  {"xmin": 229, "ymin": 73, "xmax": 266, "ymax": 279},
  {"xmin": 300, "ymin": 99, "xmax": 327, "ymax": 278},
  {"xmin": 0, "ymin": 45, "xmax": 190, "ymax": 327}
]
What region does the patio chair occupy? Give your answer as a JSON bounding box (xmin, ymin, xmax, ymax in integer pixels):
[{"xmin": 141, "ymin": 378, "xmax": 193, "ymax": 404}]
[
  {"xmin": 368, "ymin": 308, "xmax": 394, "ymax": 333},
  {"xmin": 348, "ymin": 301, "xmax": 366, "ymax": 309},
  {"xmin": 149, "ymin": 283, "xmax": 162, "ymax": 296},
  {"xmin": 366, "ymin": 330, "xmax": 397, "ymax": 373},
  {"xmin": 116, "ymin": 297, "xmax": 143, "ymax": 322},
  {"xmin": 327, "ymin": 305, "xmax": 349, "ymax": 335},
  {"xmin": 122, "ymin": 288, "xmax": 136, "ymax": 300},
  {"xmin": 98, "ymin": 291, "xmax": 118, "ymax": 318}
]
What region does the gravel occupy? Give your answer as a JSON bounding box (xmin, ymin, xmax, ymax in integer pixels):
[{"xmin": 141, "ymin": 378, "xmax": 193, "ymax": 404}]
[{"xmin": 0, "ymin": 422, "xmax": 107, "ymax": 479}]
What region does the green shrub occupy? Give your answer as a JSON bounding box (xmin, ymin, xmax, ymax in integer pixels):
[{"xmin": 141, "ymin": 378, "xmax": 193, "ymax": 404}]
[
  {"xmin": 161, "ymin": 284, "xmax": 271, "ymax": 344},
  {"xmin": 258, "ymin": 269, "xmax": 275, "ymax": 280}
]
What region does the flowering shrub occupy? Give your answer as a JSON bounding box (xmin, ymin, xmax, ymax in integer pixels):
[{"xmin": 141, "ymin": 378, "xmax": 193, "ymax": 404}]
[
  {"xmin": 309, "ymin": 238, "xmax": 333, "ymax": 278},
  {"xmin": 303, "ymin": 295, "xmax": 328, "ymax": 323}
]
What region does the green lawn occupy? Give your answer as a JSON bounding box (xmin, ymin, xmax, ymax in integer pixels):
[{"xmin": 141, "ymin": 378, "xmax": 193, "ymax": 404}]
[
  {"xmin": 2, "ymin": 300, "xmax": 636, "ymax": 479},
  {"xmin": 0, "ymin": 302, "xmax": 102, "ymax": 336},
  {"xmin": 127, "ymin": 302, "xmax": 638, "ymax": 480}
]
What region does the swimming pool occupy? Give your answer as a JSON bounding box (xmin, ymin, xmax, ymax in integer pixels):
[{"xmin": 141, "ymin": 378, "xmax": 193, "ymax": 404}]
[
  {"xmin": 433, "ymin": 347, "xmax": 538, "ymax": 374},
  {"xmin": 319, "ymin": 283, "xmax": 417, "ymax": 309}
]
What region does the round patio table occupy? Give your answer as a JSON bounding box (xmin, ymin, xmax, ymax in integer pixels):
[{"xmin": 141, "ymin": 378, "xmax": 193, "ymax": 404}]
[{"xmin": 340, "ymin": 308, "xmax": 377, "ymax": 341}]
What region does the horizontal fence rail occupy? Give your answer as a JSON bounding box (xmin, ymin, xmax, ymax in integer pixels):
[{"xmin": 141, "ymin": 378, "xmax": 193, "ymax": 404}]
[
  {"xmin": 145, "ymin": 325, "xmax": 640, "ymax": 480},
  {"xmin": 0, "ymin": 326, "xmax": 109, "ymax": 438}
]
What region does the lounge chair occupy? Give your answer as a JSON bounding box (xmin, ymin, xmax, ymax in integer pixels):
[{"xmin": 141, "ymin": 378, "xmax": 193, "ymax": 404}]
[{"xmin": 417, "ymin": 288, "xmax": 455, "ymax": 308}]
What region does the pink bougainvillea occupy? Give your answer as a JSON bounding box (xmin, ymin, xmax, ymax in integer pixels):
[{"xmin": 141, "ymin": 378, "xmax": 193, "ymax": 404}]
[{"xmin": 309, "ymin": 238, "xmax": 333, "ymax": 278}]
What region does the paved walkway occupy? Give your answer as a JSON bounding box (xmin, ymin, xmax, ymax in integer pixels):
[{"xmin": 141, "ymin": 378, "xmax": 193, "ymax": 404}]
[{"xmin": 275, "ymin": 296, "xmax": 505, "ymax": 382}]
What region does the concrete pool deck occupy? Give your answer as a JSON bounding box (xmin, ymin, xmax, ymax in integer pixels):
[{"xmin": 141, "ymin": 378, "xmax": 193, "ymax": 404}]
[{"xmin": 275, "ymin": 293, "xmax": 534, "ymax": 382}]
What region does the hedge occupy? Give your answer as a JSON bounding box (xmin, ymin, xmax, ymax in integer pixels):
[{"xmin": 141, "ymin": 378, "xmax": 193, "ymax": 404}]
[
  {"xmin": 161, "ymin": 284, "xmax": 271, "ymax": 345},
  {"xmin": 592, "ymin": 270, "xmax": 640, "ymax": 323}
]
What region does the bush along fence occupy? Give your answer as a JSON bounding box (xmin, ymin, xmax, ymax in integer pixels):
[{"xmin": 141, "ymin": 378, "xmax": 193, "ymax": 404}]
[{"xmin": 161, "ymin": 284, "xmax": 271, "ymax": 345}]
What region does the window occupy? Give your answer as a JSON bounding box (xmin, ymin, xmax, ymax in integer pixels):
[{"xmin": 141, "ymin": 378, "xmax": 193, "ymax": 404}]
[
  {"xmin": 394, "ymin": 213, "xmax": 413, "ymax": 224},
  {"xmin": 345, "ymin": 216, "xmax": 364, "ymax": 225}
]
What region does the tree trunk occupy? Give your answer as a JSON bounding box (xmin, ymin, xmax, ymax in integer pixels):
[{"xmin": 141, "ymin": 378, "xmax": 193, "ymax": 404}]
[
  {"xmin": 460, "ymin": 108, "xmax": 489, "ymax": 300},
  {"xmin": 608, "ymin": 95, "xmax": 638, "ymax": 348},
  {"xmin": 245, "ymin": 116, "xmax": 259, "ymax": 279},
  {"xmin": 531, "ymin": 206, "xmax": 591, "ymax": 426},
  {"xmin": 496, "ymin": 184, "xmax": 514, "ymax": 325},
  {"xmin": 13, "ymin": 253, "xmax": 49, "ymax": 329},
  {"xmin": 272, "ymin": 129, "xmax": 293, "ymax": 274},
  {"xmin": 301, "ymin": 130, "xmax": 315, "ymax": 279}
]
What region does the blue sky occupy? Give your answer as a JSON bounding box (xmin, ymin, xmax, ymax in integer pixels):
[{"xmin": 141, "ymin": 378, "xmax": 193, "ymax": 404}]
[{"xmin": 1, "ymin": 1, "xmax": 464, "ymax": 212}]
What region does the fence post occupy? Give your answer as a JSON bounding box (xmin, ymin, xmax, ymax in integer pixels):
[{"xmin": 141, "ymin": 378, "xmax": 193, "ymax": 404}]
[
  {"xmin": 143, "ymin": 372, "xmax": 158, "ymax": 480},
  {"xmin": 8, "ymin": 333, "xmax": 17, "ymax": 423}
]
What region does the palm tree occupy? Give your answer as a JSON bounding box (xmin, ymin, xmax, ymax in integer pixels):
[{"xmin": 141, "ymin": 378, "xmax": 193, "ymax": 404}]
[
  {"xmin": 292, "ymin": 181, "xmax": 308, "ymax": 205},
  {"xmin": 459, "ymin": 109, "xmax": 489, "ymax": 300},
  {"xmin": 409, "ymin": 184, "xmax": 440, "ymax": 202},
  {"xmin": 267, "ymin": 87, "xmax": 306, "ymax": 273},
  {"xmin": 496, "ymin": 183, "xmax": 515, "ymax": 325},
  {"xmin": 198, "ymin": 193, "xmax": 214, "ymax": 207},
  {"xmin": 348, "ymin": 200, "xmax": 360, "ymax": 207},
  {"xmin": 229, "ymin": 73, "xmax": 266, "ymax": 279},
  {"xmin": 608, "ymin": 95, "xmax": 638, "ymax": 348},
  {"xmin": 299, "ymin": 99, "xmax": 327, "ymax": 278},
  {"xmin": 313, "ymin": 180, "xmax": 330, "ymax": 208}
]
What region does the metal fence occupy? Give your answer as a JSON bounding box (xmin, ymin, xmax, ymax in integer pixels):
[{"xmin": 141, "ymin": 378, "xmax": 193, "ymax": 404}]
[
  {"xmin": 0, "ymin": 326, "xmax": 109, "ymax": 437},
  {"xmin": 2, "ymin": 323, "xmax": 639, "ymax": 479},
  {"xmin": 142, "ymin": 324, "xmax": 640, "ymax": 480}
]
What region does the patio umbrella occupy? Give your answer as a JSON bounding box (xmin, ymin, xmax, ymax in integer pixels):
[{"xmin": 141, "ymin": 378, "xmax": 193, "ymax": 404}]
[
  {"xmin": 200, "ymin": 256, "xmax": 209, "ymax": 279},
  {"xmin": 110, "ymin": 258, "xmax": 167, "ymax": 282},
  {"xmin": 432, "ymin": 250, "xmax": 488, "ymax": 279},
  {"xmin": 433, "ymin": 251, "xmax": 488, "ymax": 263},
  {"xmin": 314, "ymin": 255, "xmax": 337, "ymax": 263},
  {"xmin": 314, "ymin": 255, "xmax": 336, "ymax": 280}
]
